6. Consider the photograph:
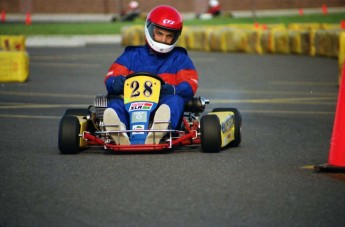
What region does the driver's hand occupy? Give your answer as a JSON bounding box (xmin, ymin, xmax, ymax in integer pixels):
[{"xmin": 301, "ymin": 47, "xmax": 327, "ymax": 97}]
[
  {"xmin": 160, "ymin": 84, "xmax": 175, "ymax": 97},
  {"xmin": 106, "ymin": 75, "xmax": 126, "ymax": 95}
]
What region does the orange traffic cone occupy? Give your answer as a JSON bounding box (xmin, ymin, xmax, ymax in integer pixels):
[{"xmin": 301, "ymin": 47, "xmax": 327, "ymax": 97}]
[
  {"xmin": 315, "ymin": 61, "xmax": 345, "ymax": 172},
  {"xmin": 1, "ymin": 10, "xmax": 5, "ymax": 22},
  {"xmin": 25, "ymin": 12, "xmax": 31, "ymax": 25},
  {"xmin": 298, "ymin": 8, "xmax": 304, "ymax": 16},
  {"xmin": 322, "ymin": 4, "xmax": 328, "ymax": 15},
  {"xmin": 341, "ymin": 20, "xmax": 345, "ymax": 30}
]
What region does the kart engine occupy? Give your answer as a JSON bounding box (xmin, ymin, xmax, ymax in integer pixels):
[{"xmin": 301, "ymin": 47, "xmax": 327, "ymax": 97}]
[{"xmin": 92, "ymin": 94, "xmax": 209, "ymax": 119}]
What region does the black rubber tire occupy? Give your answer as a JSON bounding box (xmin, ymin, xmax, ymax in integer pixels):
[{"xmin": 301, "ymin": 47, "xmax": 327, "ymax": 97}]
[
  {"xmin": 212, "ymin": 108, "xmax": 242, "ymax": 147},
  {"xmin": 64, "ymin": 108, "xmax": 89, "ymax": 116},
  {"xmin": 200, "ymin": 114, "xmax": 222, "ymax": 153},
  {"xmin": 58, "ymin": 116, "xmax": 81, "ymax": 154}
]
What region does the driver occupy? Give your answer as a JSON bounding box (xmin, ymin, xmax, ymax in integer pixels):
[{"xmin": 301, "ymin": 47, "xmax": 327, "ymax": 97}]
[{"xmin": 103, "ymin": 5, "xmax": 199, "ymax": 145}]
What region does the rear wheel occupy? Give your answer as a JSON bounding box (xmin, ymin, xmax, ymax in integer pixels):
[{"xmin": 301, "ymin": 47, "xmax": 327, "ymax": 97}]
[
  {"xmin": 58, "ymin": 116, "xmax": 81, "ymax": 154},
  {"xmin": 200, "ymin": 114, "xmax": 222, "ymax": 153},
  {"xmin": 212, "ymin": 108, "xmax": 242, "ymax": 147}
]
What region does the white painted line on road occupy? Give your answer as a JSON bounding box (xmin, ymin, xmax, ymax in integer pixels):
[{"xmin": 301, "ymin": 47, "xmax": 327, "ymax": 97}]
[
  {"xmin": 211, "ymin": 96, "xmax": 337, "ymax": 104},
  {"xmin": 0, "ymin": 103, "xmax": 87, "ymax": 109},
  {"xmin": 31, "ymin": 62, "xmax": 101, "ymax": 68},
  {"xmin": 0, "ymin": 91, "xmax": 95, "ymax": 99},
  {"xmin": 232, "ymin": 109, "xmax": 334, "ymax": 115},
  {"xmin": 269, "ymin": 81, "xmax": 338, "ymax": 87},
  {"xmin": 198, "ymin": 88, "xmax": 337, "ymax": 96}
]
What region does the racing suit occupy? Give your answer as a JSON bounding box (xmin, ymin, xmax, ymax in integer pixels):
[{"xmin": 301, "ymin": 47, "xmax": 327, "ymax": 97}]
[{"xmin": 104, "ymin": 44, "xmax": 198, "ymax": 130}]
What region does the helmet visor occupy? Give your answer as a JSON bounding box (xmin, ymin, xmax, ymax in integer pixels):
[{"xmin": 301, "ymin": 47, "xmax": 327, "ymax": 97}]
[{"xmin": 147, "ymin": 21, "xmax": 181, "ymax": 45}]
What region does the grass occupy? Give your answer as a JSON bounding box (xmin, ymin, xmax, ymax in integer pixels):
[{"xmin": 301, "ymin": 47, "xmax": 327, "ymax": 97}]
[
  {"xmin": 0, "ymin": 22, "xmax": 127, "ymax": 35},
  {"xmin": 185, "ymin": 12, "xmax": 345, "ymax": 25},
  {"xmin": 0, "ymin": 12, "xmax": 344, "ymax": 35}
]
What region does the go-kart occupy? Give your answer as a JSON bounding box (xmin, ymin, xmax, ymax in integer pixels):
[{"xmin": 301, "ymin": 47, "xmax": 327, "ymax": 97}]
[{"xmin": 58, "ymin": 72, "xmax": 241, "ymax": 154}]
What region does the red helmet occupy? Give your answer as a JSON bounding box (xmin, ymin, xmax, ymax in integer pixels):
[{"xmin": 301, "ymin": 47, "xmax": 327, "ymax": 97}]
[{"xmin": 145, "ymin": 5, "xmax": 183, "ymax": 53}]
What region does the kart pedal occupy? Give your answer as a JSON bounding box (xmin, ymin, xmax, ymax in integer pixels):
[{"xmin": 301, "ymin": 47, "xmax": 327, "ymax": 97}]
[
  {"xmin": 145, "ymin": 104, "xmax": 170, "ymax": 144},
  {"xmin": 103, "ymin": 108, "xmax": 130, "ymax": 145}
]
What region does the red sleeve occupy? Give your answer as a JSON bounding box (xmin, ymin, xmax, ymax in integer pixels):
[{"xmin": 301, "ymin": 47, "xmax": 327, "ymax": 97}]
[
  {"xmin": 159, "ymin": 69, "xmax": 198, "ymax": 95},
  {"xmin": 104, "ymin": 62, "xmax": 132, "ymax": 84},
  {"xmin": 176, "ymin": 69, "xmax": 198, "ymax": 94}
]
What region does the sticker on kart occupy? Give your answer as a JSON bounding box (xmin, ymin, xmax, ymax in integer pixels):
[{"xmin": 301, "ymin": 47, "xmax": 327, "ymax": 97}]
[{"xmin": 124, "ymin": 75, "xmax": 161, "ymax": 104}]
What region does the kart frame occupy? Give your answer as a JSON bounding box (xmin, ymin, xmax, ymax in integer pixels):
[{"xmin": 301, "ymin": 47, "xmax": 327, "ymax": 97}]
[
  {"xmin": 58, "ymin": 73, "xmax": 241, "ymax": 154},
  {"xmin": 82, "ymin": 118, "xmax": 200, "ymax": 152}
]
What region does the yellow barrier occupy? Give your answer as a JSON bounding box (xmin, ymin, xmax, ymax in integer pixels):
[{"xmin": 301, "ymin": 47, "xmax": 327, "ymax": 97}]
[
  {"xmin": 208, "ymin": 29, "xmax": 224, "ymax": 52},
  {"xmin": 321, "ymin": 23, "xmax": 341, "ymax": 30},
  {"xmin": 0, "ymin": 35, "xmax": 26, "ymax": 51},
  {"xmin": 121, "ymin": 24, "xmax": 342, "ymax": 58},
  {"xmin": 177, "ymin": 27, "xmax": 188, "ymax": 48},
  {"xmin": 218, "ymin": 28, "xmax": 248, "ymax": 52},
  {"xmin": 209, "ymin": 27, "xmax": 238, "ymax": 52},
  {"xmin": 247, "ymin": 29, "xmax": 263, "ymax": 54},
  {"xmin": 271, "ymin": 27, "xmax": 290, "ymax": 54},
  {"xmin": 288, "ymin": 23, "xmax": 321, "ymax": 30},
  {"xmin": 0, "ymin": 51, "xmax": 29, "ymax": 83},
  {"xmin": 121, "ymin": 23, "xmax": 344, "ymax": 85},
  {"xmin": 184, "ymin": 27, "xmax": 211, "ymax": 51},
  {"xmin": 314, "ymin": 29, "xmax": 340, "ymax": 58},
  {"xmin": 260, "ymin": 30, "xmax": 272, "ymax": 53},
  {"xmin": 121, "ymin": 25, "xmax": 145, "ymax": 46},
  {"xmin": 288, "ymin": 29, "xmax": 310, "ymax": 55}
]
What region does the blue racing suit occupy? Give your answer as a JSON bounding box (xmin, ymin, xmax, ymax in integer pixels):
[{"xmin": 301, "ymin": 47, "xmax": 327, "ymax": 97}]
[{"xmin": 104, "ymin": 44, "xmax": 198, "ymax": 129}]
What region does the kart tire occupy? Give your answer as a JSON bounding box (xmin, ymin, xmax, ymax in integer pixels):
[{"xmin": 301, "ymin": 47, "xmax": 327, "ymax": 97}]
[
  {"xmin": 64, "ymin": 108, "xmax": 96, "ymax": 134},
  {"xmin": 200, "ymin": 114, "xmax": 222, "ymax": 153},
  {"xmin": 58, "ymin": 116, "xmax": 81, "ymax": 154},
  {"xmin": 211, "ymin": 108, "xmax": 242, "ymax": 147},
  {"xmin": 64, "ymin": 108, "xmax": 89, "ymax": 117}
]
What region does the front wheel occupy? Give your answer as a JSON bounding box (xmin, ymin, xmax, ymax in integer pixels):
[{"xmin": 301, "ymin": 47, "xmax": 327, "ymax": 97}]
[
  {"xmin": 200, "ymin": 114, "xmax": 222, "ymax": 153},
  {"xmin": 212, "ymin": 108, "xmax": 242, "ymax": 147},
  {"xmin": 58, "ymin": 116, "xmax": 81, "ymax": 154}
]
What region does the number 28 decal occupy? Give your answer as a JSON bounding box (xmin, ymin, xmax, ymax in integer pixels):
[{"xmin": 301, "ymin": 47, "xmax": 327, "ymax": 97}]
[{"xmin": 130, "ymin": 80, "xmax": 153, "ymax": 98}]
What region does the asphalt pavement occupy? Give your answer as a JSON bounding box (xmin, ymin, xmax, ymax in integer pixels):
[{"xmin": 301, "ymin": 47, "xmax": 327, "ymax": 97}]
[{"xmin": 1, "ymin": 43, "xmax": 344, "ymax": 226}]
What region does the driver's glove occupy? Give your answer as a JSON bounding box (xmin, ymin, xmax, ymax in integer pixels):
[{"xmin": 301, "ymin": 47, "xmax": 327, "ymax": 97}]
[
  {"xmin": 160, "ymin": 84, "xmax": 175, "ymax": 97},
  {"xmin": 106, "ymin": 75, "xmax": 126, "ymax": 95}
]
